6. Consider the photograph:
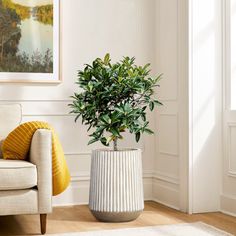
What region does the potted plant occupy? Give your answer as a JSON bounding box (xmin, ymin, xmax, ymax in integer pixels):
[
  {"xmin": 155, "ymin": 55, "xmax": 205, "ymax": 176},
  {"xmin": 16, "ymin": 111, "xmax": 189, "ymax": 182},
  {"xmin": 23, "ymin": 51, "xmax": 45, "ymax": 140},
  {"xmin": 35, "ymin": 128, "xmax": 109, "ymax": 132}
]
[{"xmin": 70, "ymin": 54, "xmax": 162, "ymax": 222}]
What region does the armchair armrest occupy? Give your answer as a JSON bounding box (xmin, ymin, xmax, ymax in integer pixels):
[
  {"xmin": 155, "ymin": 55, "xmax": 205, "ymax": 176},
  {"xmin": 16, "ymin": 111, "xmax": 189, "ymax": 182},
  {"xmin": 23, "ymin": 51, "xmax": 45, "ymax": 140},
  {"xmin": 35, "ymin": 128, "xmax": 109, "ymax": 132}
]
[{"xmin": 30, "ymin": 129, "xmax": 52, "ymax": 213}]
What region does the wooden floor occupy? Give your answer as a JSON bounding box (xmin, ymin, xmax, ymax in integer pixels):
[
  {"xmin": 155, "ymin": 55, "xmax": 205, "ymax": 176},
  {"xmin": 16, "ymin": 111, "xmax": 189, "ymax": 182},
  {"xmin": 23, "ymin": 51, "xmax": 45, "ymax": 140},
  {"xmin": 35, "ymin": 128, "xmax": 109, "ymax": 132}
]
[{"xmin": 0, "ymin": 201, "xmax": 236, "ymax": 235}]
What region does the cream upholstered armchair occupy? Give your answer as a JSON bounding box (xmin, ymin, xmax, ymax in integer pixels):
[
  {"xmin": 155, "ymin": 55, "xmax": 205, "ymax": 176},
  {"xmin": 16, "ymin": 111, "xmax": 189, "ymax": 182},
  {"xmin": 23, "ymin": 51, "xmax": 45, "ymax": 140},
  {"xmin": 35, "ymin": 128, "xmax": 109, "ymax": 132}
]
[{"xmin": 0, "ymin": 104, "xmax": 52, "ymax": 234}]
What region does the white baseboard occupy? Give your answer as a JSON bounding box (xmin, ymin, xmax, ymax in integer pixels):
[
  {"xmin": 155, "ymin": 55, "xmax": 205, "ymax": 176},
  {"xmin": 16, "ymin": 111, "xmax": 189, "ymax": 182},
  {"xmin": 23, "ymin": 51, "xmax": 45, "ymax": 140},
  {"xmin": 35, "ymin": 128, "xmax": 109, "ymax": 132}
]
[
  {"xmin": 152, "ymin": 198, "xmax": 180, "ymax": 211},
  {"xmin": 53, "ymin": 171, "xmax": 154, "ymax": 207},
  {"xmin": 53, "ymin": 172, "xmax": 236, "ymax": 217},
  {"xmin": 53, "ymin": 182, "xmax": 89, "ymax": 207},
  {"xmin": 152, "ymin": 171, "xmax": 180, "ymax": 210},
  {"xmin": 152, "ymin": 178, "xmax": 180, "ymax": 210},
  {"xmin": 220, "ymin": 194, "xmax": 236, "ymax": 217},
  {"xmin": 53, "ymin": 171, "xmax": 180, "ymax": 210},
  {"xmin": 221, "ymin": 210, "xmax": 236, "ymax": 218}
]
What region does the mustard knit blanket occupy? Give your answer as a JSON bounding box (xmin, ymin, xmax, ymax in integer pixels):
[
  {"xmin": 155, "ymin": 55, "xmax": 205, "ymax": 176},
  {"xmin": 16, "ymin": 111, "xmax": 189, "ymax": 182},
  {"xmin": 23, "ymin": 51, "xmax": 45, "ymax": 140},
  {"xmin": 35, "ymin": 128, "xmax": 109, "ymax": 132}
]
[{"xmin": 2, "ymin": 121, "xmax": 70, "ymax": 196}]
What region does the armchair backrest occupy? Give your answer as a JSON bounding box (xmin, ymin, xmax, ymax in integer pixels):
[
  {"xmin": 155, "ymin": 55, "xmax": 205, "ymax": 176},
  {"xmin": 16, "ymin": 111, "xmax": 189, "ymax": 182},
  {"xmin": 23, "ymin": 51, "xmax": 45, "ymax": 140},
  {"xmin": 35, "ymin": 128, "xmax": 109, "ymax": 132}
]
[{"xmin": 0, "ymin": 104, "xmax": 22, "ymax": 158}]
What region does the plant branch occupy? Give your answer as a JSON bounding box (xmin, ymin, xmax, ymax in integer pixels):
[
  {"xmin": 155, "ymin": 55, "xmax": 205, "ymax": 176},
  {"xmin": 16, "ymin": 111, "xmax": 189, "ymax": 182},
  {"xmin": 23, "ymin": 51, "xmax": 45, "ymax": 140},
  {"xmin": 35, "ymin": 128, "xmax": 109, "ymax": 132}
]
[{"xmin": 113, "ymin": 138, "xmax": 118, "ymax": 151}]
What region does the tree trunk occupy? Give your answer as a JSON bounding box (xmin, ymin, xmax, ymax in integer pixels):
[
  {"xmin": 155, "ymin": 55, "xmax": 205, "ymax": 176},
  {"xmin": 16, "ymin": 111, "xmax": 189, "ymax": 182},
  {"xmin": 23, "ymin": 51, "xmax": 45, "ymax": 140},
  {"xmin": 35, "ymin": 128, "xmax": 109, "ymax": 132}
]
[{"xmin": 113, "ymin": 138, "xmax": 118, "ymax": 151}]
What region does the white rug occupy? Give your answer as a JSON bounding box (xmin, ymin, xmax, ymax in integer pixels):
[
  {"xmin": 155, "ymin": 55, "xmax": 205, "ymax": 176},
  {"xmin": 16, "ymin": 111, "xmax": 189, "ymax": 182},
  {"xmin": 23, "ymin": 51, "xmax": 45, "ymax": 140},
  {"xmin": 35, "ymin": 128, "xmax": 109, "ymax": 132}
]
[{"xmin": 49, "ymin": 222, "xmax": 233, "ymax": 236}]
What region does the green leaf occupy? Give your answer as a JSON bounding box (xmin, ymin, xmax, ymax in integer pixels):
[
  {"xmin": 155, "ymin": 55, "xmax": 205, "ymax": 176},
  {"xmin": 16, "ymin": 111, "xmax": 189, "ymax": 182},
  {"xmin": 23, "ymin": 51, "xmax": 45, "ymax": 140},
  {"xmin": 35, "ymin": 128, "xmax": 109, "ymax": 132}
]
[
  {"xmin": 135, "ymin": 132, "xmax": 141, "ymax": 142},
  {"xmin": 110, "ymin": 128, "xmax": 120, "ymax": 136},
  {"xmin": 144, "ymin": 128, "xmax": 154, "ymax": 134},
  {"xmin": 142, "ymin": 106, "xmax": 147, "ymax": 111},
  {"xmin": 141, "ymin": 114, "xmax": 146, "ymax": 121},
  {"xmin": 143, "ymin": 121, "xmax": 149, "ymax": 128},
  {"xmin": 88, "ymin": 138, "xmax": 98, "ymax": 145},
  {"xmin": 114, "ymin": 107, "xmax": 123, "ymax": 113},
  {"xmin": 75, "ymin": 114, "xmax": 81, "ymax": 122},
  {"xmin": 156, "ymin": 74, "xmax": 163, "ymax": 82},
  {"xmin": 154, "ymin": 100, "xmax": 163, "ymax": 106},
  {"xmin": 101, "ymin": 115, "xmax": 111, "ymax": 124},
  {"xmin": 87, "ymin": 123, "xmax": 93, "ymax": 131},
  {"xmin": 104, "ymin": 53, "xmax": 110, "ymax": 65},
  {"xmin": 96, "ymin": 125, "xmax": 106, "ymax": 133},
  {"xmin": 143, "ymin": 63, "xmax": 151, "ymax": 71},
  {"xmin": 149, "ymin": 101, "xmax": 154, "ymax": 111},
  {"xmin": 106, "ymin": 136, "xmax": 114, "ymax": 145},
  {"xmin": 118, "ymin": 77, "xmax": 123, "ymax": 83},
  {"xmin": 101, "ymin": 137, "xmax": 109, "ymax": 146},
  {"xmin": 88, "ymin": 82, "xmax": 93, "ymax": 91},
  {"xmin": 124, "ymin": 103, "xmax": 131, "ymax": 113}
]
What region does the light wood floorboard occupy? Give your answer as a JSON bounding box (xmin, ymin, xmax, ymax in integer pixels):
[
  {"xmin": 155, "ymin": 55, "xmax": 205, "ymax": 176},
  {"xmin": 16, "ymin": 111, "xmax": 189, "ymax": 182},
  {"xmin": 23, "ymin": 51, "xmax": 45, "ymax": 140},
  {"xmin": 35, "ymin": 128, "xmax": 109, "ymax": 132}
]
[{"xmin": 0, "ymin": 201, "xmax": 236, "ymax": 235}]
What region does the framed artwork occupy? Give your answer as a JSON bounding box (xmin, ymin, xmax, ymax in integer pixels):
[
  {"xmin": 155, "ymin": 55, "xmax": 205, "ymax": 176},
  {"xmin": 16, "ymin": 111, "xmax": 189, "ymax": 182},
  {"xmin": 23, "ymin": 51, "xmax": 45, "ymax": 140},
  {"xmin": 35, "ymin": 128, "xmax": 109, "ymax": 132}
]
[{"xmin": 0, "ymin": 0, "xmax": 60, "ymax": 83}]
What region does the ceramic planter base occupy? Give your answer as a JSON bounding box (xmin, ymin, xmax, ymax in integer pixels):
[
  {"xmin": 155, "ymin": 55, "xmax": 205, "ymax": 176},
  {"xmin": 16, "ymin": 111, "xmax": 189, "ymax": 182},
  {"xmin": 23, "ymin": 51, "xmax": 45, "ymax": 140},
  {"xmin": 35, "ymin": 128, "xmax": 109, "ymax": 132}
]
[
  {"xmin": 91, "ymin": 210, "xmax": 142, "ymax": 222},
  {"xmin": 89, "ymin": 149, "xmax": 144, "ymax": 222}
]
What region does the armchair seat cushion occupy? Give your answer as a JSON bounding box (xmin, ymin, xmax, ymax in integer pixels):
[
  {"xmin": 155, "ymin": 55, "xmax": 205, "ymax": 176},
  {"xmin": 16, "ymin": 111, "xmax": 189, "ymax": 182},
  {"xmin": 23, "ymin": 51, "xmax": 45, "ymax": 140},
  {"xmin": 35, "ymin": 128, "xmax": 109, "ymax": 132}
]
[{"xmin": 0, "ymin": 160, "xmax": 37, "ymax": 190}]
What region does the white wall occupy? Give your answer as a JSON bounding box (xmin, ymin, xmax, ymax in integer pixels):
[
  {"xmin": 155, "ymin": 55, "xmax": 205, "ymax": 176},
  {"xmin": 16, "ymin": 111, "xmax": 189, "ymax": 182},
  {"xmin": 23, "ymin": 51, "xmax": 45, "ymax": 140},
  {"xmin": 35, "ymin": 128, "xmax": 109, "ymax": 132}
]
[
  {"xmin": 153, "ymin": 0, "xmax": 180, "ymax": 210},
  {"xmin": 1, "ymin": 0, "xmax": 227, "ymax": 214},
  {"xmin": 152, "ymin": 0, "xmax": 189, "ymax": 211},
  {"xmin": 0, "ymin": 0, "xmax": 185, "ymax": 210},
  {"xmin": 189, "ymin": 0, "xmax": 222, "ymax": 213},
  {"xmin": 156, "ymin": 0, "xmax": 236, "ymax": 215},
  {"xmin": 0, "ymin": 0, "xmax": 157, "ymax": 206},
  {"xmin": 221, "ymin": 0, "xmax": 236, "ymax": 217}
]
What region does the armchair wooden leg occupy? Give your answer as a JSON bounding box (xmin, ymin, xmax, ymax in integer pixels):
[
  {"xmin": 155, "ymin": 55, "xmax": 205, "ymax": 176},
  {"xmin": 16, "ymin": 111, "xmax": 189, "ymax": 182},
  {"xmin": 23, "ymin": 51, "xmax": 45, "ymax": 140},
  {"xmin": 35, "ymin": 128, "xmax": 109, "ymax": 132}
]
[{"xmin": 40, "ymin": 214, "xmax": 47, "ymax": 235}]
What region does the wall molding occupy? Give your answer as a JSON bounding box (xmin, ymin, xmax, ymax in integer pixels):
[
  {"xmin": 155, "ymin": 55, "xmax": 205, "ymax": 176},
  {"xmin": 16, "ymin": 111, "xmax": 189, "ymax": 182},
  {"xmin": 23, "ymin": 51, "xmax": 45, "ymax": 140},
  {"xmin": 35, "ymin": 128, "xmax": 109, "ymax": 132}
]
[
  {"xmin": 52, "ymin": 170, "xmax": 180, "ymax": 207},
  {"xmin": 159, "ymin": 113, "xmax": 178, "ymax": 117},
  {"xmin": 23, "ymin": 114, "xmax": 75, "ymax": 117},
  {"xmin": 226, "ymin": 122, "xmax": 236, "ymax": 126},
  {"xmin": 65, "ymin": 150, "xmax": 146, "ymax": 157},
  {"xmin": 153, "ymin": 171, "xmax": 179, "ymax": 185},
  {"xmin": 69, "ymin": 170, "xmax": 179, "ymax": 185},
  {"xmin": 222, "ymin": 0, "xmax": 236, "ymax": 215},
  {"xmin": 152, "ymin": 198, "xmax": 180, "ymax": 210},
  {"xmin": 221, "ymin": 209, "xmax": 236, "ymax": 218},
  {"xmin": 226, "ymin": 123, "xmax": 236, "ymax": 178},
  {"xmin": 152, "ymin": 178, "xmax": 180, "ymax": 210},
  {"xmin": 228, "ymin": 171, "xmax": 236, "ymax": 178},
  {"xmin": 0, "ymin": 99, "xmax": 72, "ymax": 102},
  {"xmin": 70, "ymin": 170, "xmax": 156, "ymax": 183},
  {"xmin": 159, "ymin": 151, "xmax": 179, "ymax": 157},
  {"xmin": 71, "ymin": 172, "xmax": 90, "ymax": 182},
  {"xmin": 158, "ymin": 113, "xmax": 179, "ymax": 157},
  {"xmin": 65, "ymin": 152, "xmax": 91, "ymax": 156},
  {"xmin": 221, "ymin": 194, "xmax": 236, "ymax": 217},
  {"xmin": 154, "ymin": 0, "xmax": 181, "ymax": 211},
  {"xmin": 160, "ymin": 99, "xmax": 178, "ymax": 102},
  {"xmin": 53, "ymin": 170, "xmax": 155, "ymax": 207}
]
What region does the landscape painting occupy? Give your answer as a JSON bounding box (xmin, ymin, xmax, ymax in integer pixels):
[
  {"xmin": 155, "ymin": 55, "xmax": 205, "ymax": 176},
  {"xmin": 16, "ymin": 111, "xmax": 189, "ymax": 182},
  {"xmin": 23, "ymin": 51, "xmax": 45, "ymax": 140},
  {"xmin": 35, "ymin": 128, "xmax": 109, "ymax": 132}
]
[{"xmin": 0, "ymin": 0, "xmax": 59, "ymax": 82}]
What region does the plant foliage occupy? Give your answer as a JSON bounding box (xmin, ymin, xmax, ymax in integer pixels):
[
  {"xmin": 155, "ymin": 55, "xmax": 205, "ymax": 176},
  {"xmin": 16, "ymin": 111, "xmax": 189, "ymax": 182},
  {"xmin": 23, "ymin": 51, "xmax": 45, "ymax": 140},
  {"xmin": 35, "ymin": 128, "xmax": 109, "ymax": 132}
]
[{"xmin": 69, "ymin": 54, "xmax": 162, "ymax": 149}]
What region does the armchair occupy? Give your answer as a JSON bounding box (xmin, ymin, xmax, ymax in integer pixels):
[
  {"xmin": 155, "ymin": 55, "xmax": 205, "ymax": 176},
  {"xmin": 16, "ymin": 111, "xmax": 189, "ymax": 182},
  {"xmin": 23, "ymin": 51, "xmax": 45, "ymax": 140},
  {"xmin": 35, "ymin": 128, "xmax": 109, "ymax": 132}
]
[{"xmin": 0, "ymin": 104, "xmax": 52, "ymax": 234}]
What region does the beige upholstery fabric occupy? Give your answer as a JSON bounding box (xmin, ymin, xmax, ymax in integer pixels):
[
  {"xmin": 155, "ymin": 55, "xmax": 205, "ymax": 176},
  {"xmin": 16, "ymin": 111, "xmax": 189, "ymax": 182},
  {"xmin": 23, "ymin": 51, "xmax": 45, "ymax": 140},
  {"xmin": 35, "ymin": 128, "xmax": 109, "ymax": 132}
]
[
  {"xmin": 0, "ymin": 104, "xmax": 52, "ymax": 216},
  {"xmin": 0, "ymin": 104, "xmax": 22, "ymax": 140},
  {"xmin": 30, "ymin": 129, "xmax": 52, "ymax": 213},
  {"xmin": 0, "ymin": 190, "xmax": 38, "ymax": 215},
  {"xmin": 0, "ymin": 160, "xmax": 37, "ymax": 190}
]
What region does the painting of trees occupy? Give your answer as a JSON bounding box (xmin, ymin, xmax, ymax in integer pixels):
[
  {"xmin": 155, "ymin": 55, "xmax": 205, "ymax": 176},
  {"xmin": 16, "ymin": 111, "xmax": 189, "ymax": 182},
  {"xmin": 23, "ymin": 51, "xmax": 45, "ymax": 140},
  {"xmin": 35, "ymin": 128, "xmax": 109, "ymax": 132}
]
[
  {"xmin": 2, "ymin": 0, "xmax": 30, "ymax": 20},
  {"xmin": 0, "ymin": 1, "xmax": 21, "ymax": 62},
  {"xmin": 34, "ymin": 4, "xmax": 53, "ymax": 25},
  {"xmin": 0, "ymin": 0, "xmax": 54, "ymax": 74}
]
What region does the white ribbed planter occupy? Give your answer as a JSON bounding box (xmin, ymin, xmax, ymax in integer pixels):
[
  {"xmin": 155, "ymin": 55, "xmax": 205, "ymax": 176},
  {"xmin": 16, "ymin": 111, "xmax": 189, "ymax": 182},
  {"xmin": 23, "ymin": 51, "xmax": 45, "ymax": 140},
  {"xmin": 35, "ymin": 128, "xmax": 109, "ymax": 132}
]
[{"xmin": 89, "ymin": 149, "xmax": 144, "ymax": 222}]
